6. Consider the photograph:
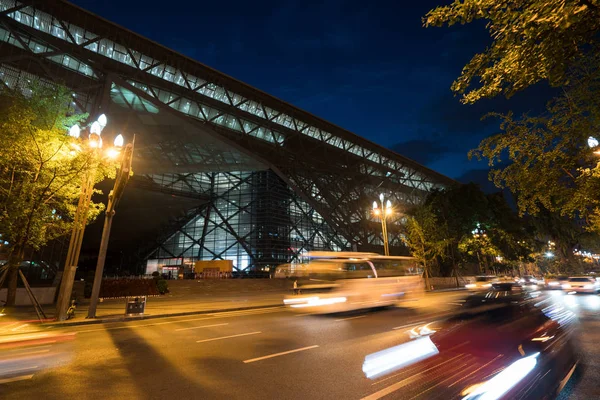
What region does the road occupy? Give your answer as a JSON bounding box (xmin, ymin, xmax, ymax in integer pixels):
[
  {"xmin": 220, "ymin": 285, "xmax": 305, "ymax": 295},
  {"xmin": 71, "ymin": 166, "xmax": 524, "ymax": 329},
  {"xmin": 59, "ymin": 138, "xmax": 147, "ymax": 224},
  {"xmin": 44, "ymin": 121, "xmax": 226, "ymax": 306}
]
[{"xmin": 0, "ymin": 291, "xmax": 598, "ymax": 399}]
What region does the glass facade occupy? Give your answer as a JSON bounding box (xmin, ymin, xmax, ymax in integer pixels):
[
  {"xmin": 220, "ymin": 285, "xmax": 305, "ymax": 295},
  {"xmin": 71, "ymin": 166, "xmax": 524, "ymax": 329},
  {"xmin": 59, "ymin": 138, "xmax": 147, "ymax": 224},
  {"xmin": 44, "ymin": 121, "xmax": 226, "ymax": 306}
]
[
  {"xmin": 0, "ymin": 0, "xmax": 454, "ymax": 274},
  {"xmin": 147, "ymin": 171, "xmax": 349, "ymax": 272}
]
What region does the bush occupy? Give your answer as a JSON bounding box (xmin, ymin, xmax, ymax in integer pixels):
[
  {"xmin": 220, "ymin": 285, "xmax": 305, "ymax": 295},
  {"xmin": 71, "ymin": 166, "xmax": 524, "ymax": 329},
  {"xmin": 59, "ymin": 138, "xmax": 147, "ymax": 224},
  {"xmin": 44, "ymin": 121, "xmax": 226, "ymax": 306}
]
[
  {"xmin": 155, "ymin": 278, "xmax": 168, "ymax": 294},
  {"xmin": 151, "ymin": 271, "xmax": 159, "ymax": 277}
]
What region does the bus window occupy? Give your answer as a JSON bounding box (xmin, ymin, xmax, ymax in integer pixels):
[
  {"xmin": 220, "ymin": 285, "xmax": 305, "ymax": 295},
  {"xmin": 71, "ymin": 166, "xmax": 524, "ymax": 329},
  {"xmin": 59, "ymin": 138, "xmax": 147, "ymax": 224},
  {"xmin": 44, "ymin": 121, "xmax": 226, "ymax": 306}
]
[{"xmin": 343, "ymin": 262, "xmax": 374, "ymax": 278}]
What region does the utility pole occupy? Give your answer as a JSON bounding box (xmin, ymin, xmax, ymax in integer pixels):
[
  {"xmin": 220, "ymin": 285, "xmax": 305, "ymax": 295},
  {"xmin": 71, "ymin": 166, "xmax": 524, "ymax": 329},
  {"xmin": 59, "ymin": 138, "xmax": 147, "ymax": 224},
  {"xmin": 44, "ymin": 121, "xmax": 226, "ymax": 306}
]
[{"xmin": 87, "ymin": 139, "xmax": 134, "ymax": 319}]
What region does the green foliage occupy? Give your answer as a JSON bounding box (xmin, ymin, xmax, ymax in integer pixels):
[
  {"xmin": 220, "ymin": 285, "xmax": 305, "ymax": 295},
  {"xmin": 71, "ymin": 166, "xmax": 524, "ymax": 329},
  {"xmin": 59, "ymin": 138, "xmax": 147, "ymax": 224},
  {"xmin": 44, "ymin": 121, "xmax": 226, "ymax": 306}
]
[
  {"xmin": 0, "ymin": 82, "xmax": 115, "ymax": 305},
  {"xmin": 406, "ymin": 184, "xmax": 532, "ymax": 276},
  {"xmin": 424, "ymin": 0, "xmax": 600, "ymax": 103},
  {"xmin": 467, "ymin": 47, "xmax": 600, "ymax": 235},
  {"xmin": 403, "ymin": 205, "xmax": 447, "ymax": 270}
]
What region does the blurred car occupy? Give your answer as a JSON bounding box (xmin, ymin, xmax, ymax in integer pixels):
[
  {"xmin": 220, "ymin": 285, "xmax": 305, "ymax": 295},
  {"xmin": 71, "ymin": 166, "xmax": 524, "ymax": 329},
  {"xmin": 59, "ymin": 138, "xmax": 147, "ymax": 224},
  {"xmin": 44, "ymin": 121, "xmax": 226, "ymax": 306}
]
[
  {"xmin": 562, "ymin": 276, "xmax": 600, "ymax": 293},
  {"xmin": 362, "ymin": 287, "xmax": 579, "ymax": 399},
  {"xmin": 465, "ymin": 275, "xmax": 498, "ymax": 291},
  {"xmin": 545, "ymin": 276, "xmax": 569, "ymax": 290},
  {"xmin": 518, "ymin": 275, "xmax": 540, "ymax": 289}
]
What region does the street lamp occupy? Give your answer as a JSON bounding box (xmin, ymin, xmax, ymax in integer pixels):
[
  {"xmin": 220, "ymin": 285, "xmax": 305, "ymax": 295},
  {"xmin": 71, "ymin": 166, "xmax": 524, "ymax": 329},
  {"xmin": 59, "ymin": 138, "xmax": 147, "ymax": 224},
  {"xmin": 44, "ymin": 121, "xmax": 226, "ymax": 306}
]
[
  {"xmin": 56, "ymin": 114, "xmax": 108, "ymax": 321},
  {"xmin": 56, "ymin": 115, "xmax": 133, "ymax": 321},
  {"xmin": 372, "ymin": 194, "xmax": 392, "ymax": 256},
  {"xmin": 87, "ymin": 134, "xmax": 134, "ymax": 319}
]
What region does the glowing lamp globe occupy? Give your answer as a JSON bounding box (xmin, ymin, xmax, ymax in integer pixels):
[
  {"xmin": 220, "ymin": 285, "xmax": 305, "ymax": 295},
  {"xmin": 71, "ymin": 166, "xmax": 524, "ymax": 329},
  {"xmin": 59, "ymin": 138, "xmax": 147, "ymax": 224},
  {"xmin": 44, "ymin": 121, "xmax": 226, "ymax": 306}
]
[
  {"xmin": 114, "ymin": 134, "xmax": 124, "ymax": 148},
  {"xmin": 68, "ymin": 124, "xmax": 81, "ymax": 138}
]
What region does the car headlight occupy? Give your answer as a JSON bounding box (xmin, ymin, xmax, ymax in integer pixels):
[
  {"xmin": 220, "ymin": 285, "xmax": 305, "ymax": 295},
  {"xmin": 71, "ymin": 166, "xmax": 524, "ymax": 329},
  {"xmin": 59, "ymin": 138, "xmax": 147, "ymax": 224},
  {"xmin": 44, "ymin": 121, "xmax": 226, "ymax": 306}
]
[
  {"xmin": 465, "ymin": 284, "xmax": 476, "ymax": 289},
  {"xmin": 562, "ymin": 284, "xmax": 571, "ymax": 289},
  {"xmin": 584, "ymin": 284, "xmax": 594, "ymax": 289},
  {"xmin": 462, "ymin": 353, "xmax": 539, "ymax": 400},
  {"xmin": 482, "ymin": 284, "xmax": 492, "ymax": 288},
  {"xmin": 548, "ymin": 281, "xmax": 559, "ymax": 286}
]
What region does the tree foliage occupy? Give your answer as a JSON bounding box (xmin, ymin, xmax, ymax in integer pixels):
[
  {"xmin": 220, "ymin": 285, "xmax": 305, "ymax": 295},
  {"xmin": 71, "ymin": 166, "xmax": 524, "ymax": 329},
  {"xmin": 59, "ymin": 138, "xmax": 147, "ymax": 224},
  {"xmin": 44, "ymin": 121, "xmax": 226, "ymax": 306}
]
[
  {"xmin": 406, "ymin": 184, "xmax": 533, "ymax": 276},
  {"xmin": 426, "ymin": 0, "xmax": 600, "ymax": 263},
  {"xmin": 469, "ymin": 50, "xmax": 600, "ymax": 224},
  {"xmin": 424, "ymin": 0, "xmax": 600, "ymax": 103},
  {"xmin": 403, "ymin": 205, "xmax": 447, "ymax": 272},
  {"xmin": 0, "ymin": 83, "xmax": 113, "ymax": 306}
]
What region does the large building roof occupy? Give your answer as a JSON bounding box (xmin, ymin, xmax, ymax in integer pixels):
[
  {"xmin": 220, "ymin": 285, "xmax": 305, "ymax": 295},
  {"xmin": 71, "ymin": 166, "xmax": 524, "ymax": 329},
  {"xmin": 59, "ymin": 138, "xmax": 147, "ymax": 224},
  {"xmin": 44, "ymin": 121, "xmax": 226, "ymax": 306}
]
[{"xmin": 0, "ymin": 0, "xmax": 454, "ymax": 193}]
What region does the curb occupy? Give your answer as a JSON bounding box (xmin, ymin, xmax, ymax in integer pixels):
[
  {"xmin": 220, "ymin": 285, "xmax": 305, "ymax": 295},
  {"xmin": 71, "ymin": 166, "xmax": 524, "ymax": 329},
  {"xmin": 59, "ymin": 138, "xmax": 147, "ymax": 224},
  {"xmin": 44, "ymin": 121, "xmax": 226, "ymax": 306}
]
[{"xmin": 41, "ymin": 303, "xmax": 283, "ymax": 328}]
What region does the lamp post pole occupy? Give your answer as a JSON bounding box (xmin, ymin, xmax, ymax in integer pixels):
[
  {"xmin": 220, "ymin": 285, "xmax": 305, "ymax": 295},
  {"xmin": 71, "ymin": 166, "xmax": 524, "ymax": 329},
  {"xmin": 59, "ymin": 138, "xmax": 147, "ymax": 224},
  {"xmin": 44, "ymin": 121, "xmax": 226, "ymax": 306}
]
[
  {"xmin": 55, "ymin": 171, "xmax": 95, "ymax": 321},
  {"xmin": 55, "ymin": 115, "xmax": 107, "ymax": 321},
  {"xmin": 372, "ymin": 194, "xmax": 392, "ymax": 256},
  {"xmin": 87, "ymin": 137, "xmax": 134, "ymax": 319}
]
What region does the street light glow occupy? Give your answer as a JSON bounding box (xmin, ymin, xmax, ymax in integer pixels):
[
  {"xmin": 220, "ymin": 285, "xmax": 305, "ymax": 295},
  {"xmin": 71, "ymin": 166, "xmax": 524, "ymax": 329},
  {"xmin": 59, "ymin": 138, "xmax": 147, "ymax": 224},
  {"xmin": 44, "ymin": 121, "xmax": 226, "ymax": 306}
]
[
  {"xmin": 385, "ymin": 199, "xmax": 392, "ymax": 215},
  {"xmin": 88, "ymin": 134, "xmax": 102, "ymax": 148},
  {"xmin": 588, "ymin": 136, "xmax": 599, "ymax": 148},
  {"xmin": 546, "ymin": 251, "xmax": 554, "ymax": 258},
  {"xmin": 68, "ymin": 124, "xmax": 80, "ymax": 138},
  {"xmin": 107, "ymin": 148, "xmax": 120, "ymax": 159},
  {"xmin": 114, "ymin": 134, "xmax": 124, "ymax": 147}
]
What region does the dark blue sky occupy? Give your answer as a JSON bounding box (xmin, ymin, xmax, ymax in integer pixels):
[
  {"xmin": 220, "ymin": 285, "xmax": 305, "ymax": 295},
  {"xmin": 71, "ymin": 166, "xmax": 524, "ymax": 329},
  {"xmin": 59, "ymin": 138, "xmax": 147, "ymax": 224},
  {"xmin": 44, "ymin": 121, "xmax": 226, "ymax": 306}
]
[{"xmin": 72, "ymin": 0, "xmax": 550, "ymax": 187}]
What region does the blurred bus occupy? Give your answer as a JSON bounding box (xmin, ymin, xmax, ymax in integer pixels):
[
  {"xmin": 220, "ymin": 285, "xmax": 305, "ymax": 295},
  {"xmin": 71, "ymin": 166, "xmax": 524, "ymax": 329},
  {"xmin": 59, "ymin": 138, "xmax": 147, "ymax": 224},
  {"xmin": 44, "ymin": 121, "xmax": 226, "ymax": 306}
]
[{"xmin": 280, "ymin": 252, "xmax": 424, "ymax": 313}]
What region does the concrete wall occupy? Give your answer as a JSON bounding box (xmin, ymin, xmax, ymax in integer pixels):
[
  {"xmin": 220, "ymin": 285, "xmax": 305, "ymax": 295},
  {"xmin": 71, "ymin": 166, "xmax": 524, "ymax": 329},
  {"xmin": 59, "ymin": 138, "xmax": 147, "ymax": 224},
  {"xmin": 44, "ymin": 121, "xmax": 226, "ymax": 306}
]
[{"xmin": 0, "ymin": 287, "xmax": 57, "ymax": 306}]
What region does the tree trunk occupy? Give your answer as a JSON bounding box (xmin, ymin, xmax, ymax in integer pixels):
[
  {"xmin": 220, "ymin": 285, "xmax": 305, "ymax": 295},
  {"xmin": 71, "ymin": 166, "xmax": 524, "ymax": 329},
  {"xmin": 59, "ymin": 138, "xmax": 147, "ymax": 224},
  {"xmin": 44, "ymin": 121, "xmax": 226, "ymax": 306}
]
[{"xmin": 5, "ymin": 247, "xmax": 24, "ymax": 307}]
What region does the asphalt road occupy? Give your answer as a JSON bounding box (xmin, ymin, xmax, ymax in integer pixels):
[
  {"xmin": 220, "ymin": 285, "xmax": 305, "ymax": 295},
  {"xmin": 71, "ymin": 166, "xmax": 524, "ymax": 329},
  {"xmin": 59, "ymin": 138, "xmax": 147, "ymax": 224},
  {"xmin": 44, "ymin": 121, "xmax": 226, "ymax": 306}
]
[{"xmin": 0, "ymin": 291, "xmax": 598, "ymax": 400}]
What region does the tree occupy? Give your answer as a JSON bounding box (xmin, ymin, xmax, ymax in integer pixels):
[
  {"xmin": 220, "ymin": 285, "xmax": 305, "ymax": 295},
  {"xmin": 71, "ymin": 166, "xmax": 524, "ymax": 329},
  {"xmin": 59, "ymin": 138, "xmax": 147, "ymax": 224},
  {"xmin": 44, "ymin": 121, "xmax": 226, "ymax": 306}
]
[
  {"xmin": 424, "ymin": 0, "xmax": 600, "ymax": 104},
  {"xmin": 426, "ymin": 0, "xmax": 600, "ymax": 239},
  {"xmin": 402, "ymin": 205, "xmax": 447, "ymax": 289},
  {"xmin": 0, "ymin": 83, "xmax": 111, "ymax": 306}
]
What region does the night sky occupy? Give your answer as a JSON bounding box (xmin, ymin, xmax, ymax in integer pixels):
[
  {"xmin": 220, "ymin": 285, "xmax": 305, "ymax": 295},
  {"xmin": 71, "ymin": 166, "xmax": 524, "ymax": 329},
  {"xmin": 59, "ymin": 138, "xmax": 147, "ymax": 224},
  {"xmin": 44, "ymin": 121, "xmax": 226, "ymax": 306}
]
[{"xmin": 72, "ymin": 0, "xmax": 552, "ymax": 190}]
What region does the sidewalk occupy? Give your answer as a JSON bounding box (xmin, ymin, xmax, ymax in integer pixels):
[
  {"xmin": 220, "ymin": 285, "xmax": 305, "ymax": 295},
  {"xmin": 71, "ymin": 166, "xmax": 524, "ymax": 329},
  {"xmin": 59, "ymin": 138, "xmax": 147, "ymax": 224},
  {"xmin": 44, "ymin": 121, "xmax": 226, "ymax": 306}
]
[{"xmin": 0, "ymin": 291, "xmax": 287, "ymax": 333}]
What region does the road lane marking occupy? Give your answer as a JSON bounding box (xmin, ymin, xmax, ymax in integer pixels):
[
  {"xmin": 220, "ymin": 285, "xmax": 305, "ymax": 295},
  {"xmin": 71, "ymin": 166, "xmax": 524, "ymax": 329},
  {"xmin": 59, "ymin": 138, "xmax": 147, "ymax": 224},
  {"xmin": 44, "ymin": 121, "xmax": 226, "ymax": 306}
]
[
  {"xmin": 196, "ymin": 331, "xmax": 261, "ymax": 343},
  {"xmin": 175, "ymin": 323, "xmax": 228, "ymax": 331},
  {"xmin": 335, "ymin": 315, "xmax": 366, "ymax": 322},
  {"xmin": 392, "ymin": 321, "xmax": 425, "ymax": 330},
  {"xmin": 243, "ymin": 345, "xmax": 319, "ymax": 363},
  {"xmin": 0, "ymin": 374, "xmax": 34, "ymax": 384}
]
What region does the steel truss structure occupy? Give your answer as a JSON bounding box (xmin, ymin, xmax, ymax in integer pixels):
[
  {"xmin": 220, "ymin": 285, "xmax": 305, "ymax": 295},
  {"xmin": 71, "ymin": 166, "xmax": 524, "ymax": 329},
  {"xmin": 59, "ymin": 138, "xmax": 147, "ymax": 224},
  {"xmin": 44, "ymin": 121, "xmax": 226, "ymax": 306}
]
[{"xmin": 0, "ymin": 0, "xmax": 455, "ymax": 272}]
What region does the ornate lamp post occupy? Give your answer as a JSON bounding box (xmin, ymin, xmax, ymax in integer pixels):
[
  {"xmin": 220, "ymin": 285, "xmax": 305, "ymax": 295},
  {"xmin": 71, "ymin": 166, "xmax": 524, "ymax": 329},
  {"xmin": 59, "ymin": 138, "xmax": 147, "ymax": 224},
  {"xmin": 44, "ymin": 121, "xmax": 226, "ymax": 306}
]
[
  {"xmin": 372, "ymin": 194, "xmax": 393, "ymax": 256},
  {"xmin": 56, "ymin": 114, "xmax": 107, "ymax": 321}
]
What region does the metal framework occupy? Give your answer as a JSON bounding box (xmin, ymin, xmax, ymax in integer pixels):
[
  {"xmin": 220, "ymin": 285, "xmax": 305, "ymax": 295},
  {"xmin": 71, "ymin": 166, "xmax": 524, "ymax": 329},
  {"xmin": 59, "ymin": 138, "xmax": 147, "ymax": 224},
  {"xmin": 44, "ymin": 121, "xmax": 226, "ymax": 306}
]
[{"xmin": 0, "ymin": 0, "xmax": 455, "ymax": 272}]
